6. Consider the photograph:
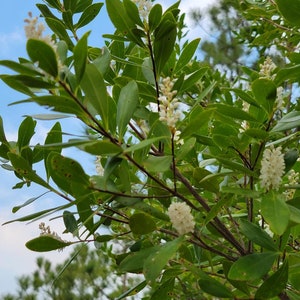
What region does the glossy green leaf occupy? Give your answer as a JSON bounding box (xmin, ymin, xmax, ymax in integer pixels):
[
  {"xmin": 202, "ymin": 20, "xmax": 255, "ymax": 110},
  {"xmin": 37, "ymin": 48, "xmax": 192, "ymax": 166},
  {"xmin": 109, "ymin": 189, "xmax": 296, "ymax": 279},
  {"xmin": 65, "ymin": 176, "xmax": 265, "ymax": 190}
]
[
  {"xmin": 150, "ymin": 278, "xmax": 175, "ymax": 300},
  {"xmin": 63, "ymin": 210, "xmax": 78, "ymax": 235},
  {"xmin": 43, "ymin": 0, "xmax": 62, "ymax": 10},
  {"xmin": 261, "ymin": 192, "xmax": 290, "ymax": 236},
  {"xmin": 75, "ymin": 3, "xmax": 103, "ymax": 29},
  {"xmin": 276, "ymin": 0, "xmax": 300, "ymax": 26},
  {"xmin": 62, "ymin": 10, "xmax": 74, "ymax": 31},
  {"xmin": 148, "ymin": 4, "xmax": 163, "ymax": 32},
  {"xmin": 17, "ymin": 117, "xmax": 36, "ymax": 150},
  {"xmin": 271, "ymin": 111, "xmax": 300, "ymax": 132},
  {"xmin": 81, "ymin": 63, "xmax": 109, "ymax": 129},
  {"xmin": 123, "ymin": 136, "xmax": 167, "ymax": 153},
  {"xmin": 0, "ymin": 116, "xmax": 7, "ymax": 143},
  {"xmin": 175, "ymin": 39, "xmax": 200, "ymax": 73},
  {"xmin": 47, "ymin": 152, "xmax": 89, "ymax": 194},
  {"xmin": 27, "ymin": 39, "xmax": 58, "ymax": 77},
  {"xmin": 228, "ymin": 252, "xmax": 278, "ymax": 281},
  {"xmin": 180, "ymin": 68, "xmax": 208, "ymax": 92},
  {"xmin": 45, "ymin": 17, "xmax": 74, "ymax": 49},
  {"xmin": 153, "ymin": 12, "xmax": 177, "ymax": 74},
  {"xmin": 75, "ymin": 0, "xmax": 93, "ymax": 13},
  {"xmin": 73, "ymin": 31, "xmax": 90, "ymax": 83},
  {"xmin": 144, "ymin": 237, "xmax": 184, "ymax": 283},
  {"xmin": 117, "ymin": 81, "xmax": 139, "ymax": 139},
  {"xmin": 0, "ymin": 60, "xmax": 41, "ymax": 76},
  {"xmin": 93, "ymin": 46, "xmax": 111, "ymax": 75},
  {"xmin": 12, "ymin": 192, "xmax": 48, "ymax": 213},
  {"xmin": 213, "ymin": 103, "xmax": 256, "ymax": 121},
  {"xmin": 143, "ymin": 155, "xmax": 172, "ymax": 173},
  {"xmin": 252, "ymin": 78, "xmax": 276, "ymax": 113},
  {"xmin": 123, "ymin": 0, "xmax": 143, "ymax": 28},
  {"xmin": 239, "ymin": 219, "xmax": 278, "ymax": 251},
  {"xmin": 129, "ymin": 213, "xmax": 156, "ymax": 235},
  {"xmin": 275, "ymin": 64, "xmax": 300, "ymax": 85},
  {"xmin": 26, "ymin": 235, "xmax": 72, "ymax": 252},
  {"xmin": 199, "ymin": 278, "xmax": 233, "ymax": 298},
  {"xmin": 119, "ymin": 246, "xmax": 159, "ymax": 273},
  {"xmin": 7, "ymin": 153, "xmax": 51, "ymax": 189},
  {"xmin": 79, "ymin": 140, "xmax": 122, "ymax": 156},
  {"xmin": 284, "ymin": 148, "xmax": 299, "ymax": 173},
  {"xmin": 105, "ymin": 0, "xmax": 144, "ymax": 46},
  {"xmin": 0, "ymin": 75, "xmax": 34, "ymax": 97},
  {"xmin": 63, "ymin": 0, "xmax": 77, "ymax": 12},
  {"xmin": 4, "ymin": 74, "xmax": 55, "ymax": 89},
  {"xmin": 255, "ymin": 259, "xmax": 288, "ymax": 299}
]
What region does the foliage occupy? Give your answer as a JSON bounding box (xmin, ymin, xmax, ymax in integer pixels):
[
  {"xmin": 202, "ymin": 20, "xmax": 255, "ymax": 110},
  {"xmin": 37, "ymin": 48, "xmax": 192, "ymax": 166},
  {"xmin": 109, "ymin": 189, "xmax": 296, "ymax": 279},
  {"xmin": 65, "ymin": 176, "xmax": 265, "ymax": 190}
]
[{"xmin": 1, "ymin": 0, "xmax": 300, "ymax": 299}]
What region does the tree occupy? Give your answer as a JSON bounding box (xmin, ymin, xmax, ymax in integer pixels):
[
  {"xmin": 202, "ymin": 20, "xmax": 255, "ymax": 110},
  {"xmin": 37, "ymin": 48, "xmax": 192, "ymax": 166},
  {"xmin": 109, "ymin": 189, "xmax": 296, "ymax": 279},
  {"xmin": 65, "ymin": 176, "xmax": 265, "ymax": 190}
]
[
  {"xmin": 1, "ymin": 244, "xmax": 143, "ymax": 300},
  {"xmin": 0, "ymin": 0, "xmax": 300, "ymax": 299}
]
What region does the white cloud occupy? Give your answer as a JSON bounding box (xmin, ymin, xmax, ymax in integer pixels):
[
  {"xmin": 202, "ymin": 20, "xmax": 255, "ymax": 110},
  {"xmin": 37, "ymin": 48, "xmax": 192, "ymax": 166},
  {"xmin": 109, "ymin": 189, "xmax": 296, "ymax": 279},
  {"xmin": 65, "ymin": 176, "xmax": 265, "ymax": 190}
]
[{"xmin": 0, "ymin": 30, "xmax": 25, "ymax": 58}]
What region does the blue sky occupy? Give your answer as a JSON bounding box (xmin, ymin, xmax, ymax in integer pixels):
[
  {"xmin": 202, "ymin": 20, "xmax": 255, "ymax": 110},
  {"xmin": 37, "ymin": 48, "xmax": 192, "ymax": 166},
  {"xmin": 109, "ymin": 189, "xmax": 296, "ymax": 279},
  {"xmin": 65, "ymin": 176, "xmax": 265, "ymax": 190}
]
[{"xmin": 0, "ymin": 0, "xmax": 216, "ymax": 296}]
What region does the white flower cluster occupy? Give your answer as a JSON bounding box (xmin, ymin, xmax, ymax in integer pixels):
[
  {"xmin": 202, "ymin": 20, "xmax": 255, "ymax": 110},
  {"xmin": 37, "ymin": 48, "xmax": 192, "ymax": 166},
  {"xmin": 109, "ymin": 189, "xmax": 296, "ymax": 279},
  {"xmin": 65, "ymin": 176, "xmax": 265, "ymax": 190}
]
[
  {"xmin": 24, "ymin": 12, "xmax": 52, "ymax": 45},
  {"xmin": 275, "ymin": 86, "xmax": 285, "ymax": 111},
  {"xmin": 259, "ymin": 56, "xmax": 276, "ymax": 79},
  {"xmin": 167, "ymin": 202, "xmax": 195, "ymax": 235},
  {"xmin": 95, "ymin": 156, "xmax": 105, "ymax": 176},
  {"xmin": 158, "ymin": 77, "xmax": 181, "ymax": 130},
  {"xmin": 132, "ymin": 0, "xmax": 152, "ymax": 20},
  {"xmin": 39, "ymin": 222, "xmax": 64, "ymax": 242},
  {"xmin": 259, "ymin": 145, "xmax": 285, "ymax": 191},
  {"xmin": 284, "ymin": 169, "xmax": 299, "ymax": 200}
]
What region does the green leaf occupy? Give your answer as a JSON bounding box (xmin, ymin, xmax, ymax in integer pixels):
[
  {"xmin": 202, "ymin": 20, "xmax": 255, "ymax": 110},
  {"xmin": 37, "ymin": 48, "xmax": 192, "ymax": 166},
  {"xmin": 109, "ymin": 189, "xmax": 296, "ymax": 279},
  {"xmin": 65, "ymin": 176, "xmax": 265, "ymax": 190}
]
[
  {"xmin": 7, "ymin": 153, "xmax": 52, "ymax": 189},
  {"xmin": 175, "ymin": 39, "xmax": 201, "ymax": 73},
  {"xmin": 276, "ymin": 0, "xmax": 300, "ymax": 26},
  {"xmin": 228, "ymin": 252, "xmax": 279, "ymax": 281},
  {"xmin": 148, "ymin": 4, "xmax": 163, "ymax": 32},
  {"xmin": 179, "ymin": 68, "xmax": 208, "ymax": 92},
  {"xmin": 150, "ymin": 278, "xmax": 175, "ymax": 300},
  {"xmin": 47, "ymin": 152, "xmax": 89, "ymax": 194},
  {"xmin": 75, "ymin": 3, "xmax": 103, "ymax": 29},
  {"xmin": 212, "ymin": 103, "xmax": 256, "ymax": 121},
  {"xmin": 261, "ymin": 192, "xmax": 290, "ymax": 236},
  {"xmin": 252, "ymin": 78, "xmax": 277, "ymax": 113},
  {"xmin": 199, "ymin": 278, "xmax": 233, "ymax": 298},
  {"xmin": 123, "ymin": 136, "xmax": 167, "ymax": 153},
  {"xmin": 0, "ymin": 116, "xmax": 8, "ymax": 143},
  {"xmin": 239, "ymin": 219, "xmax": 278, "ymax": 251},
  {"xmin": 45, "ymin": 17, "xmax": 74, "ymax": 49},
  {"xmin": 26, "ymin": 235, "xmax": 72, "ymax": 252},
  {"xmin": 0, "ymin": 75, "xmax": 34, "ymax": 97},
  {"xmin": 144, "ymin": 237, "xmax": 184, "ymax": 283},
  {"xmin": 284, "ymin": 148, "xmax": 299, "ymax": 173},
  {"xmin": 117, "ymin": 81, "xmax": 139, "ymax": 139},
  {"xmin": 123, "ymin": 0, "xmax": 143, "ymax": 28},
  {"xmin": 63, "ymin": 210, "xmax": 78, "ymax": 235},
  {"xmin": 143, "ymin": 155, "xmax": 172, "ymax": 172},
  {"xmin": 27, "ymin": 39, "xmax": 58, "ymax": 77},
  {"xmin": 255, "ymin": 259, "xmax": 288, "ymax": 299},
  {"xmin": 271, "ymin": 111, "xmax": 300, "ymax": 132},
  {"xmin": 129, "ymin": 213, "xmax": 156, "ymax": 235},
  {"xmin": 115, "ymin": 281, "xmax": 147, "ymax": 300},
  {"xmin": 275, "ymin": 64, "xmax": 300, "ymax": 85},
  {"xmin": 12, "ymin": 192, "xmax": 48, "ymax": 213},
  {"xmin": 3, "ymin": 74, "xmax": 55, "ymax": 89},
  {"xmin": 78, "ymin": 140, "xmax": 122, "ymax": 156},
  {"xmin": 119, "ymin": 246, "xmax": 159, "ymax": 273},
  {"xmin": 17, "ymin": 117, "xmax": 36, "ymax": 150},
  {"xmin": 73, "ymin": 31, "xmax": 90, "ymax": 83},
  {"xmin": 81, "ymin": 64, "xmax": 109, "ymax": 129},
  {"xmin": 105, "ymin": 0, "xmax": 144, "ymax": 46},
  {"xmin": 176, "ymin": 137, "xmax": 196, "ymax": 161},
  {"xmin": 0, "ymin": 60, "xmax": 41, "ymax": 76},
  {"xmin": 153, "ymin": 12, "xmax": 177, "ymax": 74}
]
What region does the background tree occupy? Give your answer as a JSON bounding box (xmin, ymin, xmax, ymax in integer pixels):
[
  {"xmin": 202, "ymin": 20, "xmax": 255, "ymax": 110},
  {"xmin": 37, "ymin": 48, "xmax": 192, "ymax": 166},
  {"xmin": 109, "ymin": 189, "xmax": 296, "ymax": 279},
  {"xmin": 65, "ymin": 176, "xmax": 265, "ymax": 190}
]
[
  {"xmin": 1, "ymin": 243, "xmax": 143, "ymax": 300},
  {"xmin": 0, "ymin": 0, "xmax": 300, "ymax": 299}
]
